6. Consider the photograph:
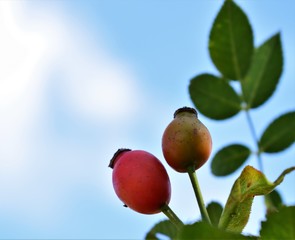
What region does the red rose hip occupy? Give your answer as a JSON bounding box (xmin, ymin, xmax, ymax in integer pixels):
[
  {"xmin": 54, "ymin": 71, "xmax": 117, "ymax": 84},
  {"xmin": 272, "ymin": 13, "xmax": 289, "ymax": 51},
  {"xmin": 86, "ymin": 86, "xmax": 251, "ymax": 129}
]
[
  {"xmin": 109, "ymin": 149, "xmax": 171, "ymax": 214},
  {"xmin": 162, "ymin": 107, "xmax": 212, "ymax": 172}
]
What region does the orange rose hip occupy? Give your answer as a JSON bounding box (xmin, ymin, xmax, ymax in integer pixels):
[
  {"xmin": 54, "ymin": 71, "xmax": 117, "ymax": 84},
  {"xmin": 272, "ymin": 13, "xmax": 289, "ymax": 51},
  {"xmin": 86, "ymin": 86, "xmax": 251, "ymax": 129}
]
[{"xmin": 162, "ymin": 107, "xmax": 212, "ymax": 172}]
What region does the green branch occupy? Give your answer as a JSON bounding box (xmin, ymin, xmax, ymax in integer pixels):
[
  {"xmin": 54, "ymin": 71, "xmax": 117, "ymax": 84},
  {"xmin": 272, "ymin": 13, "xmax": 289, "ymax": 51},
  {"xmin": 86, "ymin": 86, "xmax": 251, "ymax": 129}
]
[{"xmin": 245, "ymin": 109, "xmax": 264, "ymax": 172}]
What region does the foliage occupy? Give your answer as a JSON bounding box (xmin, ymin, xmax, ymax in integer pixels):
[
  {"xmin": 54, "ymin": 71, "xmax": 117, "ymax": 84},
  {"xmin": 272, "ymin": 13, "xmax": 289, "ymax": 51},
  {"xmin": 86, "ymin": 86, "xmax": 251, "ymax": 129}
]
[
  {"xmin": 189, "ymin": 0, "xmax": 294, "ymax": 180},
  {"xmin": 146, "ymin": 0, "xmax": 294, "ymax": 238},
  {"xmin": 145, "ymin": 220, "xmax": 177, "ymax": 240},
  {"xmin": 177, "ymin": 221, "xmax": 255, "ymax": 240},
  {"xmin": 218, "ymin": 166, "xmax": 294, "ymax": 233},
  {"xmin": 260, "ymin": 206, "xmax": 295, "ymax": 239},
  {"xmin": 206, "ymin": 202, "xmax": 223, "ymax": 227}
]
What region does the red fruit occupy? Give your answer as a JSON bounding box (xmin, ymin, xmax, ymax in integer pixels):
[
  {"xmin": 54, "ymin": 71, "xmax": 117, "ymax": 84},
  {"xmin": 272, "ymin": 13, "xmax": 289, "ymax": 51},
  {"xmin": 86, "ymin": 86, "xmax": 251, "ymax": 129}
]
[
  {"xmin": 162, "ymin": 107, "xmax": 212, "ymax": 173},
  {"xmin": 109, "ymin": 149, "xmax": 171, "ymax": 214}
]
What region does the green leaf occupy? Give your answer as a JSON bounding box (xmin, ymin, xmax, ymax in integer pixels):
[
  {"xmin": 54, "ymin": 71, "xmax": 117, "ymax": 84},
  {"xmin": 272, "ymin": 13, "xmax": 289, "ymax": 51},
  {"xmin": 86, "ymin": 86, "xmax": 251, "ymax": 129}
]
[
  {"xmin": 259, "ymin": 111, "xmax": 295, "ymax": 153},
  {"xmin": 177, "ymin": 221, "xmax": 255, "ymax": 239},
  {"xmin": 209, "ymin": 0, "xmax": 254, "ymax": 80},
  {"xmin": 242, "ymin": 33, "xmax": 283, "ymax": 108},
  {"xmin": 206, "ymin": 202, "xmax": 223, "ymax": 227},
  {"xmin": 219, "ymin": 165, "xmax": 295, "ymax": 233},
  {"xmin": 189, "ymin": 74, "xmax": 241, "ymax": 120},
  {"xmin": 145, "ymin": 220, "xmax": 177, "ymax": 240},
  {"xmin": 260, "ymin": 206, "xmax": 295, "ymax": 239},
  {"xmin": 264, "ymin": 189, "xmax": 283, "ymax": 214},
  {"xmin": 211, "ymin": 144, "xmax": 251, "ymax": 176}
]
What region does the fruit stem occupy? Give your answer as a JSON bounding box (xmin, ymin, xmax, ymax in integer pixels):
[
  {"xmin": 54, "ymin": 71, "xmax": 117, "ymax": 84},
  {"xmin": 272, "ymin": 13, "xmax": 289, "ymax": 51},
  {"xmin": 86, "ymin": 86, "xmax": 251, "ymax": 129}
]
[
  {"xmin": 187, "ymin": 167, "xmax": 211, "ymax": 225},
  {"xmin": 161, "ymin": 204, "xmax": 184, "ymax": 230}
]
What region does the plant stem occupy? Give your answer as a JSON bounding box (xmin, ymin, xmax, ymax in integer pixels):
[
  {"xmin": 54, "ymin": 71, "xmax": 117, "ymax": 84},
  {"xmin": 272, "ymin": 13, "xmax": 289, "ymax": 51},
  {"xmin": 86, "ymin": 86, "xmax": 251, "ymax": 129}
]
[
  {"xmin": 238, "ymin": 81, "xmax": 264, "ymax": 173},
  {"xmin": 161, "ymin": 204, "xmax": 184, "ymax": 229},
  {"xmin": 187, "ymin": 167, "xmax": 211, "ymax": 224},
  {"xmin": 245, "ymin": 109, "xmax": 264, "ymax": 172}
]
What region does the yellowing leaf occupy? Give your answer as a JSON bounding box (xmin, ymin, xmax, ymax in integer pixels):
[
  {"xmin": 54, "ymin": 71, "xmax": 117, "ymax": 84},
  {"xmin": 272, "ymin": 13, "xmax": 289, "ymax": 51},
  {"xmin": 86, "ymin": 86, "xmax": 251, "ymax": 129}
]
[{"xmin": 218, "ymin": 166, "xmax": 295, "ymax": 233}]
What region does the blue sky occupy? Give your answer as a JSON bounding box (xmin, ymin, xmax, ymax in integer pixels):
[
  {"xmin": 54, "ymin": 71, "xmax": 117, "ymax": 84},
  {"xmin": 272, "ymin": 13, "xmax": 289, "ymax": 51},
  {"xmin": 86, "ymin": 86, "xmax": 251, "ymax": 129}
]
[{"xmin": 0, "ymin": 1, "xmax": 294, "ymax": 239}]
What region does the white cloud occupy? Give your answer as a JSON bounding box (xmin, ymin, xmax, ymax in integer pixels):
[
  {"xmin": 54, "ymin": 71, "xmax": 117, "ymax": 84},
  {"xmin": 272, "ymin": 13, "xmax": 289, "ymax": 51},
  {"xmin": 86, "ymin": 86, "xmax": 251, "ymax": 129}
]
[
  {"xmin": 0, "ymin": 0, "xmax": 143, "ymax": 226},
  {"xmin": 57, "ymin": 38, "xmax": 141, "ymax": 123},
  {"xmin": 0, "ymin": 1, "xmax": 47, "ymax": 181}
]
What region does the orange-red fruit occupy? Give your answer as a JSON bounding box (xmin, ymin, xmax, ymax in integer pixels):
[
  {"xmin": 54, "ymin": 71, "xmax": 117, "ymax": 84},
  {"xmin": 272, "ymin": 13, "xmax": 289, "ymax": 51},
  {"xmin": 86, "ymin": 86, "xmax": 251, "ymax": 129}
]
[
  {"xmin": 162, "ymin": 107, "xmax": 212, "ymax": 173},
  {"xmin": 109, "ymin": 149, "xmax": 171, "ymax": 214}
]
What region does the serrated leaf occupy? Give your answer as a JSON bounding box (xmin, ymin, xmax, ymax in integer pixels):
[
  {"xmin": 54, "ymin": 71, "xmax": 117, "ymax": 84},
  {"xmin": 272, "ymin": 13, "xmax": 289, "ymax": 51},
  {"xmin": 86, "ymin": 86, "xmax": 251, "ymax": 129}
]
[
  {"xmin": 264, "ymin": 189, "xmax": 283, "ymax": 214},
  {"xmin": 209, "ymin": 0, "xmax": 254, "ymax": 80},
  {"xmin": 189, "ymin": 74, "xmax": 241, "ymax": 120},
  {"xmin": 207, "ymin": 202, "xmax": 223, "ymax": 227},
  {"xmin": 259, "ymin": 111, "xmax": 295, "ymax": 153},
  {"xmin": 242, "ymin": 33, "xmax": 283, "ymax": 108},
  {"xmin": 219, "ymin": 165, "xmax": 295, "ymax": 233},
  {"xmin": 211, "ymin": 144, "xmax": 251, "ymax": 176},
  {"xmin": 260, "ymin": 206, "xmax": 295, "ymax": 239},
  {"xmin": 145, "ymin": 220, "xmax": 177, "ymax": 240},
  {"xmin": 177, "ymin": 221, "xmax": 255, "ymax": 239}
]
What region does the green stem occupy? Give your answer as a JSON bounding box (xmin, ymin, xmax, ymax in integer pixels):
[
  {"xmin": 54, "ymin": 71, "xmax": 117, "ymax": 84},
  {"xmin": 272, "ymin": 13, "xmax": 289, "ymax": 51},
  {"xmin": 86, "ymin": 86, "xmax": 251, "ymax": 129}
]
[
  {"xmin": 238, "ymin": 80, "xmax": 264, "ymax": 173},
  {"xmin": 245, "ymin": 109, "xmax": 264, "ymax": 172},
  {"xmin": 161, "ymin": 204, "xmax": 184, "ymax": 229},
  {"xmin": 187, "ymin": 167, "xmax": 211, "ymax": 224}
]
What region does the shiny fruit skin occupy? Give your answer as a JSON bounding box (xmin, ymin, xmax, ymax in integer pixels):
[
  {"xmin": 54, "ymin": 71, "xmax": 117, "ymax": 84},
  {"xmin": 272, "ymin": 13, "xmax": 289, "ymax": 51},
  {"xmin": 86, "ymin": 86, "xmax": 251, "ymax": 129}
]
[
  {"xmin": 162, "ymin": 107, "xmax": 212, "ymax": 173},
  {"xmin": 110, "ymin": 149, "xmax": 171, "ymax": 214}
]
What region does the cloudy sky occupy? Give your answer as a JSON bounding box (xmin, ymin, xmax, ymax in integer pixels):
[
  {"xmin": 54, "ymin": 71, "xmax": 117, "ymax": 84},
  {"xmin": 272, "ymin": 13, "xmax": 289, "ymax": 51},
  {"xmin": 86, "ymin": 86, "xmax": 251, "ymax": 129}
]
[{"xmin": 0, "ymin": 1, "xmax": 294, "ymax": 239}]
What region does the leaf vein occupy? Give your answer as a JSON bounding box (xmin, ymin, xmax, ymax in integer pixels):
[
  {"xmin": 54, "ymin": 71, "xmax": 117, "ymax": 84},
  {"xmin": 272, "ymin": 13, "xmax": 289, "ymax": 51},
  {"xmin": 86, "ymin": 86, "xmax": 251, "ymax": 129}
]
[
  {"xmin": 227, "ymin": 2, "xmax": 241, "ymax": 79},
  {"xmin": 248, "ymin": 39, "xmax": 278, "ymax": 106},
  {"xmin": 197, "ymin": 87, "xmax": 240, "ymax": 109}
]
